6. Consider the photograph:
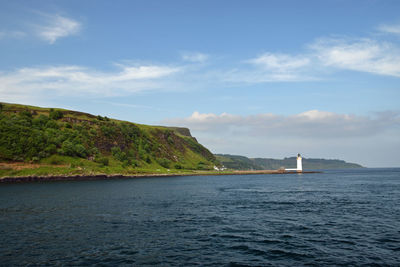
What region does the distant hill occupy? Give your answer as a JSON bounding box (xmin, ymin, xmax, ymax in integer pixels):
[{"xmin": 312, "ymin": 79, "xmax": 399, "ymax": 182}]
[
  {"xmin": 0, "ymin": 102, "xmax": 219, "ymax": 177},
  {"xmin": 216, "ymin": 154, "xmax": 363, "ymax": 170}
]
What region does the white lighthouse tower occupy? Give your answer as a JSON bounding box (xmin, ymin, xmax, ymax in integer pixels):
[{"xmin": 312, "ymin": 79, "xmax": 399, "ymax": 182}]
[
  {"xmin": 285, "ymin": 153, "xmax": 303, "ymax": 172},
  {"xmin": 297, "ymin": 153, "xmax": 303, "ymax": 172}
]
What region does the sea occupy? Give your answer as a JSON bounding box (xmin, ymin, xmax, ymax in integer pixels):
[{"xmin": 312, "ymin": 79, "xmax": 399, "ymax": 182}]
[{"xmin": 0, "ymin": 168, "xmax": 399, "ymax": 266}]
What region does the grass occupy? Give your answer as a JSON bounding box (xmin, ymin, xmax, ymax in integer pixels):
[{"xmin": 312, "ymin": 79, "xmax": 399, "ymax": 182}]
[
  {"xmin": 0, "ymin": 161, "xmax": 230, "ymax": 178},
  {"xmin": 0, "ymin": 153, "xmax": 220, "ymax": 178}
]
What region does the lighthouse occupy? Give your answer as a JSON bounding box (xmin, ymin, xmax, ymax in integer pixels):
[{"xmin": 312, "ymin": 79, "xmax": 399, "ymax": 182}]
[
  {"xmin": 297, "ymin": 153, "xmax": 302, "ymax": 172},
  {"xmin": 284, "ymin": 153, "xmax": 303, "ymax": 172}
]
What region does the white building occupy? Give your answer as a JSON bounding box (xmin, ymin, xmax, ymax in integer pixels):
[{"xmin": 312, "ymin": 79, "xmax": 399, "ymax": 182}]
[
  {"xmin": 285, "ymin": 153, "xmax": 303, "ymax": 172},
  {"xmin": 296, "ymin": 153, "xmax": 302, "ymax": 171}
]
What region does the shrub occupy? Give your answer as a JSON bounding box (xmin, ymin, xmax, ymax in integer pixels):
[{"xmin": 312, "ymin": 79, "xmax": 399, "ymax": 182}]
[
  {"xmin": 89, "ymin": 147, "xmax": 99, "ymax": 156},
  {"xmin": 197, "ymin": 161, "xmax": 209, "ymax": 170},
  {"xmin": 145, "ymin": 156, "xmax": 152, "ymax": 164},
  {"xmin": 122, "ymin": 160, "xmax": 130, "ymax": 168},
  {"xmin": 157, "ymin": 158, "xmax": 171, "ymax": 168},
  {"xmin": 19, "ymin": 110, "xmax": 33, "ymax": 118},
  {"xmin": 47, "ymin": 155, "xmax": 64, "ymax": 165},
  {"xmin": 61, "ymin": 140, "xmax": 75, "ymax": 156},
  {"xmin": 101, "ymin": 125, "xmax": 116, "ymax": 137},
  {"xmin": 74, "ymin": 144, "xmax": 87, "ymax": 158},
  {"xmin": 49, "ymin": 109, "xmax": 63, "ymax": 120},
  {"xmin": 33, "ymin": 115, "xmax": 49, "ymax": 128},
  {"xmin": 46, "ymin": 120, "xmax": 59, "ymax": 129},
  {"xmin": 45, "ymin": 144, "xmax": 57, "ymax": 154},
  {"xmin": 95, "ymin": 157, "xmax": 109, "ymax": 166},
  {"xmin": 174, "ymin": 163, "xmax": 182, "ymax": 169}
]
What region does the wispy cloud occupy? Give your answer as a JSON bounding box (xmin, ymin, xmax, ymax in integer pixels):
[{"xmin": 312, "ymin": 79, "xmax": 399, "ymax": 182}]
[
  {"xmin": 377, "ymin": 23, "xmax": 400, "ymax": 35},
  {"xmin": 221, "ymin": 28, "xmax": 400, "ymax": 83},
  {"xmin": 0, "ymin": 63, "xmax": 181, "ymax": 102},
  {"xmin": 35, "ymin": 14, "xmax": 81, "ymax": 44},
  {"xmin": 310, "ymin": 38, "xmax": 400, "ymax": 77},
  {"xmin": 0, "ymin": 30, "xmax": 26, "ymax": 40},
  {"xmin": 0, "ymin": 12, "xmax": 81, "ymax": 44},
  {"xmin": 220, "ymin": 52, "xmax": 315, "ymax": 83},
  {"xmin": 181, "ymin": 52, "xmax": 209, "ymax": 63},
  {"xmin": 249, "ymin": 53, "xmax": 310, "ymax": 71}
]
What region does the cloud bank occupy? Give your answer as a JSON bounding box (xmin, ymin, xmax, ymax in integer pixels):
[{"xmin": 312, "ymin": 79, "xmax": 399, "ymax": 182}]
[
  {"xmin": 164, "ymin": 110, "xmax": 400, "ymax": 138},
  {"xmin": 163, "ymin": 110, "xmax": 400, "ymax": 167}
]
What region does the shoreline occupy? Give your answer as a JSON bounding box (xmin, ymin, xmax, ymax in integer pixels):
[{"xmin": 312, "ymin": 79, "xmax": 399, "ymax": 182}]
[{"xmin": 0, "ymin": 170, "xmax": 321, "ymax": 183}]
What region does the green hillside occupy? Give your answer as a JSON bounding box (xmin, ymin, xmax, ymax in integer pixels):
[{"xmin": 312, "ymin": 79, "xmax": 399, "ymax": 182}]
[
  {"xmin": 0, "ymin": 102, "xmax": 219, "ymax": 177},
  {"xmin": 216, "ymin": 154, "xmax": 363, "ymax": 170},
  {"xmin": 215, "ymin": 154, "xmax": 262, "ymax": 170}
]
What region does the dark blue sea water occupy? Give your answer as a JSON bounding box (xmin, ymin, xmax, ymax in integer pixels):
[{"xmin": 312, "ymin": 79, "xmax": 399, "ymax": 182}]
[{"xmin": 1, "ymin": 169, "xmax": 400, "ymax": 266}]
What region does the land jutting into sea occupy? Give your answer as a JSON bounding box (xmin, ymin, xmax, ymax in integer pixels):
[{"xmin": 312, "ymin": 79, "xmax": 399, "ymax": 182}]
[{"xmin": 0, "ymin": 102, "xmax": 360, "ymax": 182}]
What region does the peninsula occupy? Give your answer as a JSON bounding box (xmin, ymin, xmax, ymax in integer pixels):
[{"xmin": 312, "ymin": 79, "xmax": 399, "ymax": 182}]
[{"xmin": 0, "ymin": 102, "xmax": 220, "ymax": 179}]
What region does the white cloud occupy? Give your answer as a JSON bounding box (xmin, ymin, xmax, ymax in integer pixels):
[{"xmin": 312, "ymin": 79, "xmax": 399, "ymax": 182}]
[
  {"xmin": 223, "ymin": 31, "xmax": 400, "ymax": 83},
  {"xmin": 0, "ymin": 13, "xmax": 81, "ymax": 44},
  {"xmin": 378, "ymin": 23, "xmax": 400, "ymax": 35},
  {"xmin": 218, "ymin": 52, "xmax": 315, "ymax": 83},
  {"xmin": 35, "ymin": 14, "xmax": 81, "ymax": 44},
  {"xmin": 0, "ymin": 63, "xmax": 181, "ymax": 101},
  {"xmin": 310, "ymin": 38, "xmax": 400, "ymax": 77},
  {"xmin": 249, "ymin": 53, "xmax": 310, "ymax": 71},
  {"xmin": 181, "ymin": 52, "xmax": 209, "ymax": 63}
]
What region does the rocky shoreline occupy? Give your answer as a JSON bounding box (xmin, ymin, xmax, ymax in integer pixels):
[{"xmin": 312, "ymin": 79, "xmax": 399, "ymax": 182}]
[{"xmin": 0, "ymin": 170, "xmax": 321, "ymax": 183}]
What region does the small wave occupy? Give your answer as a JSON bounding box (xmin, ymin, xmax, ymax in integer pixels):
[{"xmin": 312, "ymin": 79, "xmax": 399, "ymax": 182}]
[
  {"xmin": 229, "ymin": 245, "xmax": 267, "ymax": 257},
  {"xmin": 268, "ymin": 249, "xmax": 314, "ymax": 260},
  {"xmin": 259, "ymin": 239, "xmax": 282, "ymax": 244},
  {"xmin": 376, "ymin": 238, "xmax": 400, "ymax": 243},
  {"xmin": 226, "ymin": 262, "xmax": 253, "ymax": 267}
]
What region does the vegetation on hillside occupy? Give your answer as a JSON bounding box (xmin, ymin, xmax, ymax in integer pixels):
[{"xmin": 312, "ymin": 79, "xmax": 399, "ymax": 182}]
[
  {"xmin": 0, "ymin": 103, "xmax": 219, "ymax": 177},
  {"xmin": 216, "ymin": 154, "xmax": 363, "ymax": 170}
]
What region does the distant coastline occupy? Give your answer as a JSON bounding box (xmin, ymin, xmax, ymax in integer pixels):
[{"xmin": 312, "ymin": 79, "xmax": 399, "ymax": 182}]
[{"xmin": 216, "ymin": 154, "xmax": 363, "ymax": 170}]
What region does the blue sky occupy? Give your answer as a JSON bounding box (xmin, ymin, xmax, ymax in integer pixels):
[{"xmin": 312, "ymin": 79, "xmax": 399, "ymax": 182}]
[{"xmin": 1, "ymin": 0, "xmax": 399, "ymax": 167}]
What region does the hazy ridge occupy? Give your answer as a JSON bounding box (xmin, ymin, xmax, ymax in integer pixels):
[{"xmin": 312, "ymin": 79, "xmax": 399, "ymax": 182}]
[{"xmin": 216, "ymin": 154, "xmax": 363, "ymax": 170}]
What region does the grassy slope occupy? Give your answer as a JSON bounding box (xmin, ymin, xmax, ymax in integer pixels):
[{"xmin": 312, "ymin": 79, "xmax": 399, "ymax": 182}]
[{"xmin": 0, "ymin": 102, "xmax": 219, "ymax": 177}]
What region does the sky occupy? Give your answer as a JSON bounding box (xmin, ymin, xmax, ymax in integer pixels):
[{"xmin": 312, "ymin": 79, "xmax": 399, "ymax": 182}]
[{"xmin": 0, "ymin": 0, "xmax": 399, "ymax": 167}]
